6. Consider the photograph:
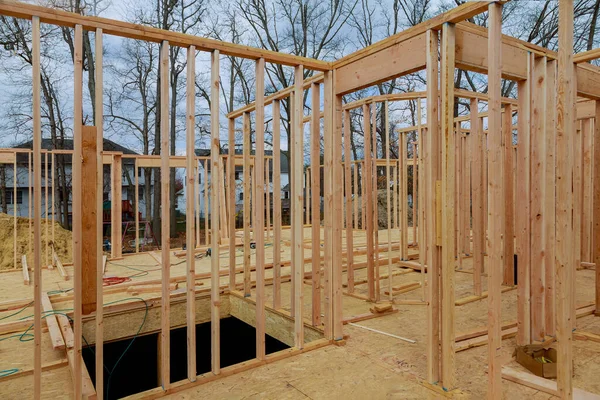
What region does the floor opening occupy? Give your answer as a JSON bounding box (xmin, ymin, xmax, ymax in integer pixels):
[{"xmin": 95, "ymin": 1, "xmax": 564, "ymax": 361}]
[{"xmin": 83, "ymin": 316, "xmax": 290, "ymax": 399}]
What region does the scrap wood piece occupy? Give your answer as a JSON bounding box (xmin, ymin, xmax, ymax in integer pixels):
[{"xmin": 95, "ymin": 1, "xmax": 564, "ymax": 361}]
[
  {"xmin": 127, "ymin": 282, "xmax": 178, "ymax": 295},
  {"xmin": 392, "ymin": 299, "xmax": 428, "ymax": 306},
  {"xmin": 574, "ymin": 330, "xmax": 600, "ymax": 343},
  {"xmin": 455, "ymin": 326, "xmax": 517, "ymax": 352},
  {"xmin": 56, "ymin": 313, "xmax": 74, "ymax": 348},
  {"xmin": 456, "ymin": 322, "xmax": 518, "ymax": 342},
  {"xmin": 41, "ymin": 293, "xmax": 65, "ymax": 350},
  {"xmin": 502, "ymin": 366, "xmax": 600, "ymax": 399},
  {"xmin": 455, "ymin": 285, "xmax": 516, "ymax": 306},
  {"xmin": 370, "ymin": 304, "xmax": 393, "ymax": 313},
  {"xmin": 384, "ymin": 281, "xmax": 421, "ymax": 296},
  {"xmin": 66, "ymin": 348, "xmax": 96, "ymax": 399},
  {"xmin": 419, "ymin": 380, "xmax": 467, "ymax": 398},
  {"xmin": 348, "ymin": 322, "xmax": 416, "ymax": 344},
  {"xmin": 52, "ymin": 249, "xmax": 69, "ymax": 281},
  {"xmin": 22, "ymin": 255, "xmax": 30, "ymax": 286},
  {"xmin": 102, "ymin": 255, "xmax": 107, "ymax": 275}
]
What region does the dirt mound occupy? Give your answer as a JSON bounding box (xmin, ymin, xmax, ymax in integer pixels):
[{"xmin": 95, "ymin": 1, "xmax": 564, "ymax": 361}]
[{"xmin": 0, "ymin": 213, "xmax": 72, "ymax": 270}]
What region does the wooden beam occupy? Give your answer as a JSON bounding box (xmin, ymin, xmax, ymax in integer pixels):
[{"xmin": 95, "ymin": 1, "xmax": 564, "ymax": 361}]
[
  {"xmin": 470, "ymin": 99, "xmax": 483, "ymax": 296},
  {"xmin": 323, "ymin": 72, "xmax": 334, "ymax": 340},
  {"xmin": 243, "ymin": 112, "xmax": 251, "ymax": 297},
  {"xmin": 364, "ymin": 104, "xmax": 375, "ymax": 301},
  {"xmin": 185, "ymin": 45, "xmax": 197, "ymax": 383},
  {"xmin": 335, "ymin": 33, "xmax": 427, "ymax": 95},
  {"xmin": 372, "ymin": 104, "xmax": 380, "ymax": 301},
  {"xmin": 503, "ymin": 104, "xmax": 514, "ymax": 285},
  {"xmin": 272, "ymin": 100, "xmax": 282, "ymax": 310},
  {"xmin": 254, "ymin": 58, "xmax": 266, "ymax": 360},
  {"xmin": 332, "ymin": 73, "xmax": 344, "ymax": 340},
  {"xmin": 22, "ymin": 255, "xmax": 29, "ymax": 285},
  {"xmin": 530, "ymin": 55, "xmax": 547, "ymax": 341},
  {"xmin": 41, "ymin": 293, "xmax": 65, "ymax": 350},
  {"xmin": 311, "ymin": 82, "xmax": 322, "ymax": 325},
  {"xmin": 82, "ymin": 126, "xmax": 98, "ymax": 315},
  {"xmin": 159, "ymin": 40, "xmax": 171, "ymax": 389},
  {"xmin": 487, "ymin": 4, "xmax": 503, "ymax": 397},
  {"xmin": 292, "ymin": 65, "xmax": 305, "ymax": 348},
  {"xmin": 0, "ymin": 1, "xmax": 329, "ymax": 71},
  {"xmin": 385, "ymin": 102, "xmax": 392, "ymax": 301},
  {"xmin": 595, "ymin": 102, "xmax": 600, "ymax": 315},
  {"xmin": 210, "ymin": 50, "xmax": 221, "ymax": 373},
  {"xmin": 425, "ymin": 28, "xmax": 441, "ymax": 385},
  {"xmin": 574, "ymin": 47, "xmax": 600, "ymax": 63},
  {"xmin": 333, "ymin": 1, "xmax": 495, "ymax": 70},
  {"xmin": 516, "ymin": 74, "xmax": 531, "ymax": 346},
  {"xmin": 556, "ymin": 0, "xmax": 575, "ymax": 396},
  {"xmin": 72, "ymin": 24, "xmax": 83, "ymax": 400},
  {"xmin": 545, "ymin": 59, "xmax": 557, "ymax": 336},
  {"xmin": 502, "ymin": 367, "xmax": 600, "ymax": 399},
  {"xmin": 440, "ymin": 22, "xmax": 456, "ymax": 390},
  {"xmin": 96, "ymin": 28, "xmax": 106, "ymax": 399}
]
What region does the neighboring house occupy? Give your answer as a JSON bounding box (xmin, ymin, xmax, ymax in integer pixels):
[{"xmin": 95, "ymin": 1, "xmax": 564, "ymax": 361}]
[
  {"xmin": 2, "ymin": 138, "xmax": 154, "ymax": 220},
  {"xmin": 184, "ymin": 147, "xmax": 291, "ymax": 219}
]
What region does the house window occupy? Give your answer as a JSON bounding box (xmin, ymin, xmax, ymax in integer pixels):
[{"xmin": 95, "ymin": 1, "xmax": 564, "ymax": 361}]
[
  {"xmin": 284, "ymin": 191, "xmax": 289, "ymax": 199},
  {"xmin": 5, "ymin": 190, "xmax": 23, "ymax": 205},
  {"xmin": 235, "ymin": 171, "xmax": 241, "ymax": 180},
  {"xmin": 239, "ymin": 192, "xmax": 243, "ymax": 201}
]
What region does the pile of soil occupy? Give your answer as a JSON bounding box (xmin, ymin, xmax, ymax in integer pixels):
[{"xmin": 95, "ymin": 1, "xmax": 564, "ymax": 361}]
[{"xmin": 0, "ymin": 213, "xmax": 72, "ymax": 270}]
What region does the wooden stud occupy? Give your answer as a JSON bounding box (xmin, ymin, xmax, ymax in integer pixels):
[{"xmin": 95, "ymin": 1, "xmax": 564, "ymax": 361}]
[
  {"xmin": 292, "ymin": 65, "xmax": 305, "ymax": 348},
  {"xmin": 385, "ymin": 101, "xmax": 392, "ymax": 301},
  {"xmin": 440, "ymin": 21, "xmax": 456, "ymax": 390},
  {"xmin": 471, "ymin": 99, "xmax": 483, "ymax": 296},
  {"xmin": 401, "ymin": 132, "xmax": 409, "ymax": 260},
  {"xmin": 134, "ymin": 160, "xmax": 139, "ymax": 253},
  {"xmin": 211, "ymin": 50, "xmax": 221, "ymax": 372},
  {"xmin": 556, "ymin": 0, "xmax": 575, "ymax": 396},
  {"xmin": 265, "ymin": 158, "xmax": 270, "ymax": 241},
  {"xmin": 344, "ymin": 110, "xmax": 354, "ymax": 294},
  {"xmin": 186, "ymin": 45, "xmax": 197, "ymax": 382},
  {"xmin": 546, "ymin": 59, "xmax": 557, "ymax": 336},
  {"xmin": 228, "ymin": 117, "xmax": 236, "ymax": 291},
  {"xmin": 487, "ymin": 4, "xmax": 503, "ymax": 397},
  {"xmin": 516, "ymin": 75, "xmax": 531, "ymax": 346},
  {"xmin": 45, "ymin": 152, "xmax": 48, "ymax": 268},
  {"xmin": 204, "ymin": 159, "xmax": 209, "ymax": 247},
  {"xmin": 353, "ymin": 162, "xmax": 359, "ymax": 230},
  {"xmin": 159, "ymin": 40, "xmax": 171, "ymax": 390},
  {"xmin": 81, "ymin": 126, "xmax": 98, "ymax": 315},
  {"xmin": 595, "ymin": 104, "xmax": 600, "ymax": 315},
  {"xmin": 72, "ymin": 24, "xmax": 83, "ymax": 399},
  {"xmin": 254, "ymin": 58, "xmax": 266, "ymax": 360},
  {"xmin": 28, "ymin": 152, "xmax": 31, "ymax": 256},
  {"xmin": 311, "ymin": 82, "xmax": 322, "ymax": 324},
  {"xmin": 332, "ymin": 72, "xmax": 344, "ymax": 340},
  {"xmin": 503, "ymin": 103, "xmax": 514, "ymax": 285},
  {"xmin": 372, "ymin": 104, "xmax": 380, "ymax": 301},
  {"xmin": 531, "ymin": 55, "xmax": 547, "ymax": 341},
  {"xmin": 425, "ymin": 28, "xmax": 441, "ymax": 385},
  {"xmin": 243, "ymin": 112, "xmax": 251, "ymax": 297},
  {"xmin": 273, "ymin": 100, "xmax": 282, "ymax": 310},
  {"xmin": 363, "ymin": 104, "xmax": 375, "ymax": 301}
]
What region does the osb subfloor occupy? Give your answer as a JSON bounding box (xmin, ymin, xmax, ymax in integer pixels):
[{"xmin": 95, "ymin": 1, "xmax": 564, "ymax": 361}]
[{"xmin": 0, "ymin": 227, "xmax": 599, "ymax": 399}]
